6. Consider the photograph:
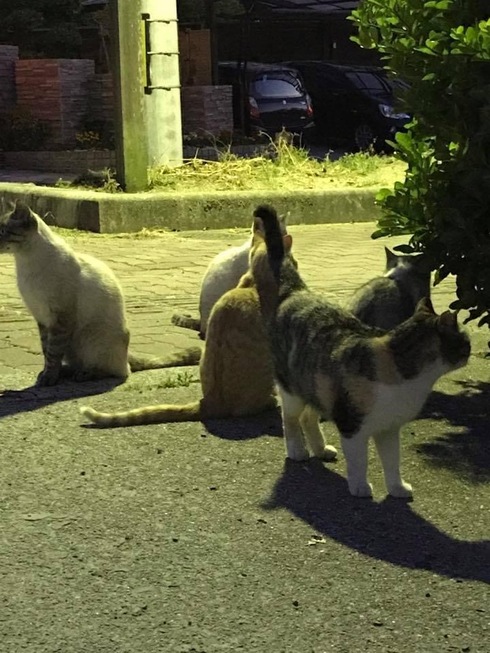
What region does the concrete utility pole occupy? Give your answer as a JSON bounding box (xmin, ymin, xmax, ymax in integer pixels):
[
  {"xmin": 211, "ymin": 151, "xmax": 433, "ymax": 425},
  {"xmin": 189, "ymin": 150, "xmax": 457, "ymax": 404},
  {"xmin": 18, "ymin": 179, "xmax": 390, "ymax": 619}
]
[
  {"xmin": 109, "ymin": 0, "xmax": 182, "ymax": 191},
  {"xmin": 109, "ymin": 0, "xmax": 148, "ymax": 191},
  {"xmin": 142, "ymin": 0, "xmax": 183, "ymax": 167}
]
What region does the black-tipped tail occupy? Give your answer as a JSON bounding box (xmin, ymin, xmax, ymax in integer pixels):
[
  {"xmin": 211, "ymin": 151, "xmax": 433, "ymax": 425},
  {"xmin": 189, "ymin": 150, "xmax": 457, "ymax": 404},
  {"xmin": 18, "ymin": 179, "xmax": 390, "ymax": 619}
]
[{"xmin": 253, "ymin": 204, "xmax": 284, "ymax": 280}]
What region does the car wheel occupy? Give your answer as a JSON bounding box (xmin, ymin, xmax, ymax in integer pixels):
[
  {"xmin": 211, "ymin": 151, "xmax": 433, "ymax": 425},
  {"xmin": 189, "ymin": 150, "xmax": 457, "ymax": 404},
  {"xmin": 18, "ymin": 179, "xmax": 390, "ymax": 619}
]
[{"xmin": 354, "ymin": 123, "xmax": 379, "ymax": 151}]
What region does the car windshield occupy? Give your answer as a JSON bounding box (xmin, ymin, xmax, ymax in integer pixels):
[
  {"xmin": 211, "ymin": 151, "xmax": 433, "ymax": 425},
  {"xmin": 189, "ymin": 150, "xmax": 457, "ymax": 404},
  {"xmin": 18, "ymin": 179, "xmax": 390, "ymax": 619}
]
[
  {"xmin": 345, "ymin": 71, "xmax": 393, "ymax": 97},
  {"xmin": 250, "ymin": 73, "xmax": 303, "ymax": 99}
]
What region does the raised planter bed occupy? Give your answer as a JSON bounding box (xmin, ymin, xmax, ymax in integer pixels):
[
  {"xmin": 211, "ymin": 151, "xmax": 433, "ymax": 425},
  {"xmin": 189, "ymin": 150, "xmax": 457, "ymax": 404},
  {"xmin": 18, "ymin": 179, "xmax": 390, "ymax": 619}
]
[
  {"xmin": 2, "ymin": 150, "xmax": 115, "ymax": 174},
  {"xmin": 1, "ymin": 144, "xmax": 269, "ymax": 175}
]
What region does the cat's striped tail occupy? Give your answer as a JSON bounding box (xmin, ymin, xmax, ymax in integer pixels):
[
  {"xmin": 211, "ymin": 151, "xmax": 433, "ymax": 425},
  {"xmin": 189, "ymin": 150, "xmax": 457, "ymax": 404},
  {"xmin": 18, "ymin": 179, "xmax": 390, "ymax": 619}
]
[
  {"xmin": 80, "ymin": 401, "xmax": 203, "ymax": 427},
  {"xmin": 253, "ymin": 204, "xmax": 285, "ymax": 280},
  {"xmin": 128, "ymin": 346, "xmax": 201, "ymax": 372},
  {"xmin": 171, "ymin": 313, "xmax": 201, "ymax": 333}
]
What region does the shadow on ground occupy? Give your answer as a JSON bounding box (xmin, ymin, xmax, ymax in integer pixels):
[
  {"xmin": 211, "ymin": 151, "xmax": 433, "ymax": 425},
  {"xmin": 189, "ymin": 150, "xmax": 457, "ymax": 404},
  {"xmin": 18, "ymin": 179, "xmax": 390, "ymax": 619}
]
[
  {"xmin": 263, "ymin": 459, "xmax": 490, "ymax": 584},
  {"xmin": 0, "ymin": 379, "xmax": 122, "ymax": 419},
  {"xmin": 203, "ymin": 407, "xmax": 283, "ymax": 440},
  {"xmin": 420, "ymin": 381, "xmax": 490, "ymax": 482}
]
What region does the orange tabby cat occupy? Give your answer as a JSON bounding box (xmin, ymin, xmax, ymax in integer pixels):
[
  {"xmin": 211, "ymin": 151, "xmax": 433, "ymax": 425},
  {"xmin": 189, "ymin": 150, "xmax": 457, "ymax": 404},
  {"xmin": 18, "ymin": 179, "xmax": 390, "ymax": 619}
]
[{"xmin": 80, "ymin": 227, "xmax": 293, "ymax": 427}]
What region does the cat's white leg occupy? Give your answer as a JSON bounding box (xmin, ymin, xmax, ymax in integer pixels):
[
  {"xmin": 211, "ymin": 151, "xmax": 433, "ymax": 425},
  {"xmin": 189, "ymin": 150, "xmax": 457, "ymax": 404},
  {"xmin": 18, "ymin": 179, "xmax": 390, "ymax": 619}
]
[
  {"xmin": 277, "ymin": 385, "xmax": 309, "ymax": 461},
  {"xmin": 300, "ymin": 405, "xmax": 337, "ymax": 461},
  {"xmin": 373, "ymin": 430, "xmax": 413, "ymax": 499},
  {"xmin": 341, "ymin": 433, "xmax": 373, "ymax": 498}
]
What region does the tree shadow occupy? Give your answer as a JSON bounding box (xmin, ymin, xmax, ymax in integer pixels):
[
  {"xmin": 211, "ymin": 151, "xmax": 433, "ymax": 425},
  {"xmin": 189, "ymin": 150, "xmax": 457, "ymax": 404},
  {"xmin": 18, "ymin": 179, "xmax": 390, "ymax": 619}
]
[
  {"xmin": 0, "ymin": 379, "xmax": 123, "ymax": 420},
  {"xmin": 263, "ymin": 459, "xmax": 489, "ymax": 584},
  {"xmin": 419, "ymin": 380, "xmax": 490, "ymax": 482},
  {"xmin": 203, "ymin": 407, "xmax": 283, "ymax": 440}
]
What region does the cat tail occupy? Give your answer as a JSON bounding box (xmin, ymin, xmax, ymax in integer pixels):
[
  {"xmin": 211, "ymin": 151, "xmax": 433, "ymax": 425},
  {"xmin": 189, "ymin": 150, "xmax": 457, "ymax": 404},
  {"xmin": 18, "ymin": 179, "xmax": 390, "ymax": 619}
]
[
  {"xmin": 171, "ymin": 312, "xmax": 201, "ymax": 332},
  {"xmin": 253, "ymin": 205, "xmax": 285, "ymax": 280},
  {"xmin": 128, "ymin": 346, "xmax": 201, "ymax": 372},
  {"xmin": 80, "ymin": 400, "xmax": 205, "ymax": 427}
]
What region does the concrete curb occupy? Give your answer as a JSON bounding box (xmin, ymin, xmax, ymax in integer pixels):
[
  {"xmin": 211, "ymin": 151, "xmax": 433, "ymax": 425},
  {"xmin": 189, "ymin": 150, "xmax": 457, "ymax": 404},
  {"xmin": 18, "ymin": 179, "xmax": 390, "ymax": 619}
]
[{"xmin": 0, "ymin": 182, "xmax": 381, "ymax": 233}]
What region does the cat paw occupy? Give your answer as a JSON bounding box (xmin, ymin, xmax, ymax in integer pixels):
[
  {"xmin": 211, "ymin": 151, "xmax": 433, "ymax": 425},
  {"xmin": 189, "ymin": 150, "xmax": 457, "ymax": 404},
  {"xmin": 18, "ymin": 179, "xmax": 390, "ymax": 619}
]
[
  {"xmin": 71, "ymin": 369, "xmax": 95, "ymax": 383},
  {"xmin": 348, "ymin": 480, "xmax": 373, "ymax": 498},
  {"xmin": 286, "ymin": 443, "xmax": 310, "ymax": 462},
  {"xmin": 36, "ymin": 369, "xmax": 60, "ymax": 387},
  {"xmin": 388, "ymin": 481, "xmax": 413, "ymax": 499},
  {"xmin": 319, "ymin": 445, "xmax": 338, "ymax": 462}
]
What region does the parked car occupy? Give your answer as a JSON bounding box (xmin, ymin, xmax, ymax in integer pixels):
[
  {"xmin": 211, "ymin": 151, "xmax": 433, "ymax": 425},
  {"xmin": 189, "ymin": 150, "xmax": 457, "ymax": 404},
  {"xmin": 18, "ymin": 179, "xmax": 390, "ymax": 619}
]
[
  {"xmin": 217, "ymin": 61, "xmax": 314, "ymax": 139},
  {"xmin": 282, "ymin": 61, "xmax": 410, "ymax": 151}
]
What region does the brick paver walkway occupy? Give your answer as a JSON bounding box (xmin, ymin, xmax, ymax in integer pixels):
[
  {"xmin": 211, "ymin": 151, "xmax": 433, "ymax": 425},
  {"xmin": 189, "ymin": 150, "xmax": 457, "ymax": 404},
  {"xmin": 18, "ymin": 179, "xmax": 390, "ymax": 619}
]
[{"xmin": 0, "ymin": 222, "xmax": 470, "ymax": 385}]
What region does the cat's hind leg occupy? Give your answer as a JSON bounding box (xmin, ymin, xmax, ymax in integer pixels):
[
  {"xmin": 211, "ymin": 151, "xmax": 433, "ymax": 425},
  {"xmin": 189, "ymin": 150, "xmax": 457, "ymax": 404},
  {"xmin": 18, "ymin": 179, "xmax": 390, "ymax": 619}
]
[
  {"xmin": 373, "ymin": 429, "xmax": 413, "ymax": 499},
  {"xmin": 75, "ymin": 326, "xmax": 130, "ymax": 381},
  {"xmin": 341, "ymin": 432, "xmax": 373, "ymax": 498},
  {"xmin": 300, "ymin": 405, "xmax": 337, "ymax": 461},
  {"xmin": 277, "ymin": 385, "xmax": 309, "ymax": 461}
]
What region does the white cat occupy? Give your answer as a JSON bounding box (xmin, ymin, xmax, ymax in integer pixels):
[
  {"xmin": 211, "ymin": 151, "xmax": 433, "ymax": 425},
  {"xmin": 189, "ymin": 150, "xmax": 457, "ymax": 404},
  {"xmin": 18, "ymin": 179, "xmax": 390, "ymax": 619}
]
[
  {"xmin": 0, "ymin": 200, "xmax": 200, "ymax": 386},
  {"xmin": 172, "ymin": 213, "xmax": 288, "ymax": 337}
]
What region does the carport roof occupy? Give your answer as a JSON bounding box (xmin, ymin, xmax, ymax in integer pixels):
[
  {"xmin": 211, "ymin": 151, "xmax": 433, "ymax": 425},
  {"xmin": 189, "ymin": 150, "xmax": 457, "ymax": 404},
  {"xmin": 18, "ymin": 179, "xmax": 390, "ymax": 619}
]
[
  {"xmin": 79, "ymin": 1, "xmax": 359, "ymax": 16},
  {"xmin": 253, "ymin": 0, "xmax": 359, "ymax": 15}
]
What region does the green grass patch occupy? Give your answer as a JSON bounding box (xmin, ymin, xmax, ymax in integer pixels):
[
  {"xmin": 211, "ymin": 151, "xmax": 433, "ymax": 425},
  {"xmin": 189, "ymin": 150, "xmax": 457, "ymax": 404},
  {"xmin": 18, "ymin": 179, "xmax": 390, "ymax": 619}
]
[
  {"xmin": 148, "ymin": 142, "xmax": 406, "ymax": 193},
  {"xmin": 121, "ymin": 370, "xmax": 199, "ymax": 393}
]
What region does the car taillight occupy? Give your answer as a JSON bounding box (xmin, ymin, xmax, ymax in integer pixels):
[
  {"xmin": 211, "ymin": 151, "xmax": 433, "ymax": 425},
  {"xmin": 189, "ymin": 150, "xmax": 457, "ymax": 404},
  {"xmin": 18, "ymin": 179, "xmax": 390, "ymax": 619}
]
[
  {"xmin": 306, "ymin": 94, "xmax": 313, "ymax": 118},
  {"xmin": 248, "ymin": 96, "xmax": 260, "ymax": 120}
]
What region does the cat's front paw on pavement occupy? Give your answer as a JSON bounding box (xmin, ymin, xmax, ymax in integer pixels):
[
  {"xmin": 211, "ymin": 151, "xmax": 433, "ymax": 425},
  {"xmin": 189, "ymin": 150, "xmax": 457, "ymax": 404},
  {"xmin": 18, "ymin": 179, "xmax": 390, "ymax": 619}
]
[
  {"xmin": 388, "ymin": 480, "xmax": 413, "ymax": 499},
  {"xmin": 348, "ymin": 479, "xmax": 373, "ymax": 498}
]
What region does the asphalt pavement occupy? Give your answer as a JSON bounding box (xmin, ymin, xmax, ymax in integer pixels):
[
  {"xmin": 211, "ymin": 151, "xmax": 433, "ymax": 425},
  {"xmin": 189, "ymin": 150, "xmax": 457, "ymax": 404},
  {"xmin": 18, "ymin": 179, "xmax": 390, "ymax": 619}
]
[{"xmin": 0, "ymin": 222, "xmax": 488, "ymax": 653}]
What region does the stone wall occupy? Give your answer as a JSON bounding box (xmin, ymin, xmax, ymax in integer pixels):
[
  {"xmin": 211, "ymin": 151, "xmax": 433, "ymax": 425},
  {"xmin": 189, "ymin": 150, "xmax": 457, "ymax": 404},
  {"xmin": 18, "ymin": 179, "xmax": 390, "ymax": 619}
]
[
  {"xmin": 0, "ymin": 45, "xmax": 19, "ymax": 114},
  {"xmin": 15, "ymin": 59, "xmax": 95, "ymax": 147},
  {"xmin": 181, "ymin": 86, "xmax": 233, "ymax": 136}
]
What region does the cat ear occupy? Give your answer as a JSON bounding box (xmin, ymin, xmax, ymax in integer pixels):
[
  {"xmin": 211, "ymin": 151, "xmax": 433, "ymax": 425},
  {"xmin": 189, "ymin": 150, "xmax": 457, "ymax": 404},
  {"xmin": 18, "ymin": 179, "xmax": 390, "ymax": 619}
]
[
  {"xmin": 253, "ymin": 217, "xmax": 264, "ymax": 234},
  {"xmin": 415, "ymin": 297, "xmax": 436, "ymax": 315},
  {"xmin": 413, "ymin": 252, "xmax": 432, "ymax": 274},
  {"xmin": 12, "ymin": 200, "xmax": 37, "ymax": 229},
  {"xmin": 278, "ymin": 211, "xmax": 290, "ymax": 233},
  {"xmin": 251, "ymin": 225, "xmax": 265, "ymax": 249},
  {"xmin": 282, "ymin": 234, "xmax": 293, "ymax": 252},
  {"xmin": 384, "ymin": 247, "xmax": 398, "ymax": 268},
  {"xmin": 438, "ymin": 310, "xmax": 458, "ymax": 331}
]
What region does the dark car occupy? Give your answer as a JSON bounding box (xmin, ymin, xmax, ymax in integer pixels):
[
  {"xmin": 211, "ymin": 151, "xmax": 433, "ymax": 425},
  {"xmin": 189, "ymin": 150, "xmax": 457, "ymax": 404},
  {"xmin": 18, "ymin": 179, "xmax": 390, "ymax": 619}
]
[
  {"xmin": 282, "ymin": 61, "xmax": 410, "ymax": 150},
  {"xmin": 217, "ymin": 61, "xmax": 314, "ymax": 139}
]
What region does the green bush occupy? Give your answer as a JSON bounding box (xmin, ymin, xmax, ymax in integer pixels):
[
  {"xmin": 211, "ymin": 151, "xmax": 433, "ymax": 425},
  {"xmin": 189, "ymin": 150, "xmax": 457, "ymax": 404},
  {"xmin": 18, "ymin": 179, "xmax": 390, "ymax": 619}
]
[
  {"xmin": 0, "ymin": 108, "xmax": 51, "ymax": 151},
  {"xmin": 351, "ymin": 0, "xmax": 490, "ymax": 337}
]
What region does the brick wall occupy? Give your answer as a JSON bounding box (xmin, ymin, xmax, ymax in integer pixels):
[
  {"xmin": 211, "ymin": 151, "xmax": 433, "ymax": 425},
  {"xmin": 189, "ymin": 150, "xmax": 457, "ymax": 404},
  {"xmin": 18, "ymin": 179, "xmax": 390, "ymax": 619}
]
[
  {"xmin": 3, "ymin": 150, "xmax": 115, "ymax": 173},
  {"xmin": 181, "ymin": 86, "xmax": 233, "ymax": 136},
  {"xmin": 87, "ymin": 73, "xmax": 114, "ymax": 124},
  {"xmin": 59, "ymin": 59, "xmax": 95, "ymax": 144},
  {"xmin": 15, "ymin": 59, "xmax": 95, "ymax": 147},
  {"xmin": 0, "ymin": 45, "xmax": 19, "ymax": 114}
]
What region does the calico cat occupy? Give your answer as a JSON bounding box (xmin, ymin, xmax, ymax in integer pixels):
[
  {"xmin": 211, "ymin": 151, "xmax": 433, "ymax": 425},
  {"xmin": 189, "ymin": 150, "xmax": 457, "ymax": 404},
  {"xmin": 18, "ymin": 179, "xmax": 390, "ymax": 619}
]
[
  {"xmin": 0, "ymin": 200, "xmax": 200, "ymax": 386},
  {"xmin": 172, "ymin": 213, "xmax": 288, "ymax": 338},
  {"xmin": 348, "ymin": 246, "xmax": 431, "ymax": 330},
  {"xmin": 80, "ymin": 236, "xmax": 292, "ymax": 426},
  {"xmin": 250, "ymin": 205, "xmax": 470, "ymax": 498}
]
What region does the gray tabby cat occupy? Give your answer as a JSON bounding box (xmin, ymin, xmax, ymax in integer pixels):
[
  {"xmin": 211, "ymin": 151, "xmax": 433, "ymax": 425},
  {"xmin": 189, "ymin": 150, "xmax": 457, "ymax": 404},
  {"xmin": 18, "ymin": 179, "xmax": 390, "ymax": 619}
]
[
  {"xmin": 0, "ymin": 201, "xmax": 200, "ymax": 386},
  {"xmin": 250, "ymin": 205, "xmax": 470, "ymax": 499},
  {"xmin": 348, "ymin": 247, "xmax": 431, "ymax": 329}
]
